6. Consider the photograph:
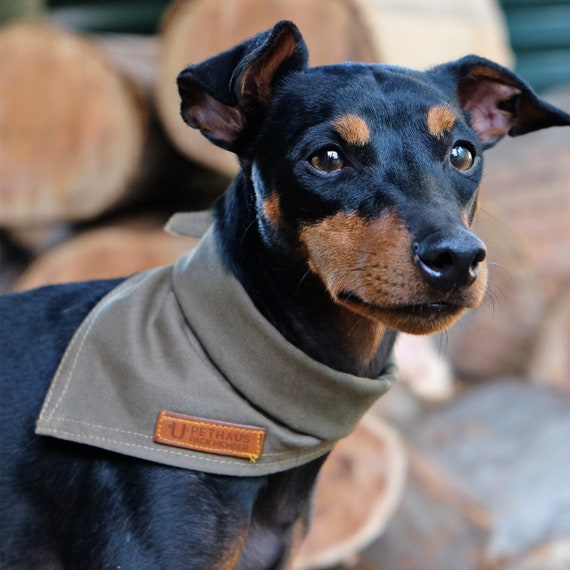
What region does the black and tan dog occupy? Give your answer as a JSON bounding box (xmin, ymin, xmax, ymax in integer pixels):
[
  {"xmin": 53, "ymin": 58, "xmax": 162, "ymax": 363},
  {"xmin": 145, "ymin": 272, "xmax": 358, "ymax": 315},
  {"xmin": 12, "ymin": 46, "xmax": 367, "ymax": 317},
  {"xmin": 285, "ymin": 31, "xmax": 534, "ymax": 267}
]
[{"xmin": 1, "ymin": 20, "xmax": 569, "ymax": 569}]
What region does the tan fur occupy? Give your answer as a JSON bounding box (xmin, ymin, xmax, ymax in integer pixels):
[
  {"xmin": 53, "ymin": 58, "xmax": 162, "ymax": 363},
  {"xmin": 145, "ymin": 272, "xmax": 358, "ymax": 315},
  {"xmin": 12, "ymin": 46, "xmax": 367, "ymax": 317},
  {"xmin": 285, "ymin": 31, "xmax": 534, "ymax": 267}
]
[
  {"xmin": 214, "ymin": 529, "xmax": 247, "ymax": 569},
  {"xmin": 299, "ymin": 211, "xmax": 487, "ymax": 335},
  {"xmin": 426, "ymin": 105, "xmax": 457, "ymax": 138},
  {"xmin": 283, "ymin": 516, "xmax": 309, "ymax": 570},
  {"xmin": 333, "ymin": 114, "xmax": 371, "ymax": 146},
  {"xmin": 334, "ymin": 305, "xmax": 386, "ymax": 368},
  {"xmin": 262, "ymin": 192, "xmax": 281, "ymax": 227},
  {"xmin": 241, "ymin": 29, "xmax": 298, "ymax": 103}
]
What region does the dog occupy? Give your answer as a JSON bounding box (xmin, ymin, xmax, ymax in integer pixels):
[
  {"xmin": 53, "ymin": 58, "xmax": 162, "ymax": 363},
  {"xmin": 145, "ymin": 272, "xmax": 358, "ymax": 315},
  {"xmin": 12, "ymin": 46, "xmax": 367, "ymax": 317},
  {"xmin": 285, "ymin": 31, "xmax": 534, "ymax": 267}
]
[{"xmin": 1, "ymin": 20, "xmax": 569, "ymax": 570}]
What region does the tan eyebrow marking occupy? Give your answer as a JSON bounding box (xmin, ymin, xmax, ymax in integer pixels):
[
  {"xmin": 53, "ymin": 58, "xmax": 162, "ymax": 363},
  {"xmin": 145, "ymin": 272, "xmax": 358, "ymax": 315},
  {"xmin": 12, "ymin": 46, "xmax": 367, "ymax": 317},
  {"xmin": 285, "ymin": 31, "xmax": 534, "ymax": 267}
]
[
  {"xmin": 333, "ymin": 114, "xmax": 371, "ymax": 146},
  {"xmin": 426, "ymin": 105, "xmax": 457, "ymax": 138}
]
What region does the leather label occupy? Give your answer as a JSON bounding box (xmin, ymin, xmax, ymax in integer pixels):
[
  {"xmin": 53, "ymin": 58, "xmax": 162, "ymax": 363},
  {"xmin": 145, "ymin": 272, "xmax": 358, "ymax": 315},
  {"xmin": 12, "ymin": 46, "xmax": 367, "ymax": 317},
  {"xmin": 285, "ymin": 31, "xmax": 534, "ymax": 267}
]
[{"xmin": 154, "ymin": 411, "xmax": 266, "ymax": 462}]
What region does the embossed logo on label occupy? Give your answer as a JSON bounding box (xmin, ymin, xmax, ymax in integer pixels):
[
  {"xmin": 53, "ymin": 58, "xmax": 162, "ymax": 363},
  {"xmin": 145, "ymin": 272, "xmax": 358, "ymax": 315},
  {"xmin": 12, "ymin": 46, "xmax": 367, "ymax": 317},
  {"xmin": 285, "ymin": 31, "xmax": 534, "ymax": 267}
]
[{"xmin": 154, "ymin": 411, "xmax": 265, "ymax": 462}]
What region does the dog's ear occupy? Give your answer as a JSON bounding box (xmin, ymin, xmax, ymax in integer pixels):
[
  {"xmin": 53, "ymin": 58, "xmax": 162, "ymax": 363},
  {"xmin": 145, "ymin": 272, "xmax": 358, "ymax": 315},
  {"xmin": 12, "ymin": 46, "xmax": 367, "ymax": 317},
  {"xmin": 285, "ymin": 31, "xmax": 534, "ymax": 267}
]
[
  {"xmin": 430, "ymin": 55, "xmax": 570, "ymax": 148},
  {"xmin": 177, "ymin": 20, "xmax": 308, "ymax": 151}
]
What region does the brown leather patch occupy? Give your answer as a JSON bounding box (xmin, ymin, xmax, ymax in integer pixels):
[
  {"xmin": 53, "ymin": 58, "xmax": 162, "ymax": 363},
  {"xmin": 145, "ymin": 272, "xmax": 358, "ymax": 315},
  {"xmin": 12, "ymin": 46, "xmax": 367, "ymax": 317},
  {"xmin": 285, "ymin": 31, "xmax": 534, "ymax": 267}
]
[
  {"xmin": 426, "ymin": 105, "xmax": 457, "ymax": 138},
  {"xmin": 154, "ymin": 411, "xmax": 265, "ymax": 462}
]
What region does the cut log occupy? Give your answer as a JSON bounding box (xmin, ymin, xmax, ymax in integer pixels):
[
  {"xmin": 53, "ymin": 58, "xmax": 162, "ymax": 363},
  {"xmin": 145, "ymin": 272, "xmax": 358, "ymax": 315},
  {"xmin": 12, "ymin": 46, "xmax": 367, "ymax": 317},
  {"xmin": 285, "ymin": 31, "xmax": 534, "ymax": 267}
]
[
  {"xmin": 0, "ymin": 23, "xmax": 145, "ymax": 228},
  {"xmin": 156, "ymin": 0, "xmax": 512, "ymax": 176},
  {"xmin": 409, "ymin": 380, "xmax": 570, "ymax": 568},
  {"xmin": 13, "ymin": 220, "xmax": 199, "ymax": 291},
  {"xmin": 497, "ymin": 540, "xmax": 570, "ymax": 570},
  {"xmin": 93, "ymin": 33, "xmax": 159, "ymax": 95},
  {"xmin": 393, "ymin": 334, "xmax": 454, "ymax": 401},
  {"xmin": 360, "ymin": 445, "xmax": 492, "ymax": 570},
  {"xmin": 527, "ymin": 290, "xmax": 570, "ymax": 390},
  {"xmin": 294, "ymin": 416, "xmax": 406, "ymax": 570},
  {"xmin": 363, "ymin": 380, "xmax": 570, "ymax": 569},
  {"xmin": 350, "ymin": 0, "xmax": 512, "ymax": 68}
]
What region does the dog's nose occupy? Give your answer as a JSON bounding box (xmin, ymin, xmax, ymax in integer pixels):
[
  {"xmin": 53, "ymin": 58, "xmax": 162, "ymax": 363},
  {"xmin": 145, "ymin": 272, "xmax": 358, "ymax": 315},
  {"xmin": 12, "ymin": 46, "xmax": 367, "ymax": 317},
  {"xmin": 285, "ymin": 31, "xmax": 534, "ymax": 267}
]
[{"xmin": 413, "ymin": 230, "xmax": 486, "ymax": 293}]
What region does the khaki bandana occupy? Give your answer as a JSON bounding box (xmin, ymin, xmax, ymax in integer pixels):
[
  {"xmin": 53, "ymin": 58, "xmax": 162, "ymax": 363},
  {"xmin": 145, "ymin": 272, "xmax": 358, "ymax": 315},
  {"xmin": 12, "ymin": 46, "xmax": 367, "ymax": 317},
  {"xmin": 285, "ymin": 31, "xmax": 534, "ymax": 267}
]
[{"xmin": 36, "ymin": 225, "xmax": 397, "ymax": 476}]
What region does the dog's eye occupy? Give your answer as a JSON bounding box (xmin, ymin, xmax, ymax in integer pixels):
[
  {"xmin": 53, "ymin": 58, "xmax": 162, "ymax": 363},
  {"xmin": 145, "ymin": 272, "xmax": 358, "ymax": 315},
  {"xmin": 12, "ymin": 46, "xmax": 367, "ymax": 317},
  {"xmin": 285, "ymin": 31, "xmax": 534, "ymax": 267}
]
[
  {"xmin": 310, "ymin": 149, "xmax": 345, "ymax": 173},
  {"xmin": 450, "ymin": 143, "xmax": 475, "ymax": 171}
]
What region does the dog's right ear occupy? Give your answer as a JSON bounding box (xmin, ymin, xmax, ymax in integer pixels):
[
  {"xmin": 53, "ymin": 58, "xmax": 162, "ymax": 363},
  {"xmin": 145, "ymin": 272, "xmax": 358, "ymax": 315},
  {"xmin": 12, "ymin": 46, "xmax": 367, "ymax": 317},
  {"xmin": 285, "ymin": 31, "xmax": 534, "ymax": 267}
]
[{"xmin": 177, "ymin": 21, "xmax": 308, "ymax": 151}]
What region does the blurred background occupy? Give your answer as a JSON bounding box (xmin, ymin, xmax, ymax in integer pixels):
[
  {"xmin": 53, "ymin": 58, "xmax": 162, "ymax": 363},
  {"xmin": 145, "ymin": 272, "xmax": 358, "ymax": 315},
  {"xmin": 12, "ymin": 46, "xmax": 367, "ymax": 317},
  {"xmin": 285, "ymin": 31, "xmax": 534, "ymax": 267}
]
[{"xmin": 1, "ymin": 1, "xmax": 569, "ymax": 568}]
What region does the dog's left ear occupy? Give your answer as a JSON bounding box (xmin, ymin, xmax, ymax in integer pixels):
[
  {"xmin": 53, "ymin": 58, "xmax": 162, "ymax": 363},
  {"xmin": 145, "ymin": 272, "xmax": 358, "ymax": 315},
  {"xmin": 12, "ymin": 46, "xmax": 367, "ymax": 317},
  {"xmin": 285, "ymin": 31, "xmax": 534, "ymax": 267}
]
[
  {"xmin": 430, "ymin": 55, "xmax": 570, "ymax": 148},
  {"xmin": 177, "ymin": 21, "xmax": 308, "ymax": 151}
]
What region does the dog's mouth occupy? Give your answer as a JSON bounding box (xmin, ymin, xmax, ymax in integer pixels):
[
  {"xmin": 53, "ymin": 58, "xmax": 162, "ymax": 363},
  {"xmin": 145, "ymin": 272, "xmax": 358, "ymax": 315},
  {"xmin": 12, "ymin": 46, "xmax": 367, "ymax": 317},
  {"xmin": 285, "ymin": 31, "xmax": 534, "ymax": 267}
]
[
  {"xmin": 336, "ymin": 291, "xmax": 465, "ymax": 333},
  {"xmin": 337, "ymin": 291, "xmax": 461, "ymax": 315}
]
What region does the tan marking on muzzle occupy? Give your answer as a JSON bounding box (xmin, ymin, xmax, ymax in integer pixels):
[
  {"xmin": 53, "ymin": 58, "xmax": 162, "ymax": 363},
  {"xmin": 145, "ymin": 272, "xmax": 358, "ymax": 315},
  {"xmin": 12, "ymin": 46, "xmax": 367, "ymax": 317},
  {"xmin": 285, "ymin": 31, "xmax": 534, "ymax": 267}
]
[{"xmin": 298, "ymin": 210, "xmax": 487, "ymax": 334}]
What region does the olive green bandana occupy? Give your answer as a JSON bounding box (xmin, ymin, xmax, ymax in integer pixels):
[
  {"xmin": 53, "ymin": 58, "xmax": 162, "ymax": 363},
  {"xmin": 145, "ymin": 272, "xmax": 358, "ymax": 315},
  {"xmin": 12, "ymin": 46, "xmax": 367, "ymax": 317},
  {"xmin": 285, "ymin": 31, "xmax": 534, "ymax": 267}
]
[{"xmin": 36, "ymin": 225, "xmax": 397, "ymax": 476}]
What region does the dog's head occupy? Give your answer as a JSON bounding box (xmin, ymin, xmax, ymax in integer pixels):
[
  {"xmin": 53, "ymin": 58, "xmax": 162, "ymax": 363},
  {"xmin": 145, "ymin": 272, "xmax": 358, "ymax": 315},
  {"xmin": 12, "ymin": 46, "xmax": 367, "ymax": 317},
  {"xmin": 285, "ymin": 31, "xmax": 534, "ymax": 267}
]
[{"xmin": 178, "ymin": 21, "xmax": 570, "ymax": 335}]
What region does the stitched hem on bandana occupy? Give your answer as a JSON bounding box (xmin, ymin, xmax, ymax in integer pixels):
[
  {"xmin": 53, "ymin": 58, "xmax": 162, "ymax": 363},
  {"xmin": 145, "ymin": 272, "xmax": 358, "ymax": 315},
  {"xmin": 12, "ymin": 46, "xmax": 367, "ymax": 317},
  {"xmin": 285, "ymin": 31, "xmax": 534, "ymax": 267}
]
[{"xmin": 36, "ymin": 226, "xmax": 396, "ymax": 476}]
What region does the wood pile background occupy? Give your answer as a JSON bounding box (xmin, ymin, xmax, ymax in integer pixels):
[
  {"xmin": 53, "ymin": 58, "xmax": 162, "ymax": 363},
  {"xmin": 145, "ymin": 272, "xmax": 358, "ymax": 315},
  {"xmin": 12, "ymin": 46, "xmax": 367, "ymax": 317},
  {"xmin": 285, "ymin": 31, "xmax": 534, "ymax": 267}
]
[
  {"xmin": 0, "ymin": 23, "xmax": 145, "ymax": 227},
  {"xmin": 1, "ymin": 2, "xmax": 569, "ymax": 569}
]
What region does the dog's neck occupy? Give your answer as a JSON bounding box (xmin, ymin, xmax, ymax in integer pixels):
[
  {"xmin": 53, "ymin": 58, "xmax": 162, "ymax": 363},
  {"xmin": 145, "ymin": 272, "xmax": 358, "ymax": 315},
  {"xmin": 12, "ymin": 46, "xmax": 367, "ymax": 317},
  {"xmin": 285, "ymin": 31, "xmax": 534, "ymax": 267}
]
[{"xmin": 214, "ymin": 174, "xmax": 395, "ymax": 377}]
